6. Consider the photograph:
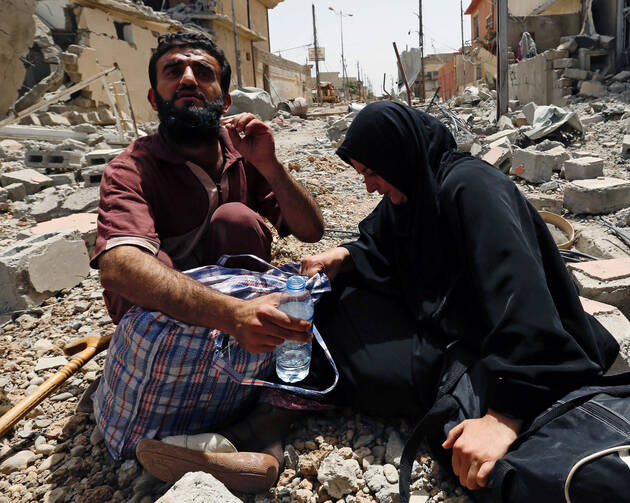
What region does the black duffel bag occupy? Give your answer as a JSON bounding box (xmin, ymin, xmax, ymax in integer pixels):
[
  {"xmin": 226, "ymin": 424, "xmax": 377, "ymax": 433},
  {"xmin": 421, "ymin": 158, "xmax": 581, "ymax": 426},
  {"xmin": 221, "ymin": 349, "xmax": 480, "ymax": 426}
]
[{"xmin": 399, "ymin": 344, "xmax": 630, "ymax": 503}]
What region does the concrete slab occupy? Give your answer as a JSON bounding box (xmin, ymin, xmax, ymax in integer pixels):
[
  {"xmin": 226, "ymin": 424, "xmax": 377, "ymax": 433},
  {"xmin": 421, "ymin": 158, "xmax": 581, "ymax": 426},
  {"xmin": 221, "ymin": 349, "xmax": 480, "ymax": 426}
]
[
  {"xmin": 522, "ymin": 102, "xmax": 537, "ymax": 125},
  {"xmin": 579, "ymin": 80, "xmax": 606, "ymax": 98},
  {"xmin": 30, "ymin": 213, "xmax": 97, "ymax": 256},
  {"xmin": 5, "ymin": 183, "xmax": 26, "ymax": 201},
  {"xmin": 482, "ymin": 147, "xmax": 511, "ymax": 172},
  {"xmin": 484, "ymin": 129, "xmax": 519, "ymax": 144},
  {"xmin": 523, "ymin": 193, "xmax": 564, "ymax": 214},
  {"xmin": 61, "ymin": 186, "xmax": 99, "ymax": 213},
  {"xmin": 570, "ymin": 259, "xmax": 630, "ymax": 320},
  {"xmin": 580, "ymin": 297, "xmax": 630, "ymax": 374},
  {"xmin": 563, "ymin": 156, "xmax": 604, "ymax": 181},
  {"xmin": 0, "ymin": 169, "xmax": 53, "ymax": 195},
  {"xmin": 563, "ymin": 177, "xmax": 630, "ymax": 215}
]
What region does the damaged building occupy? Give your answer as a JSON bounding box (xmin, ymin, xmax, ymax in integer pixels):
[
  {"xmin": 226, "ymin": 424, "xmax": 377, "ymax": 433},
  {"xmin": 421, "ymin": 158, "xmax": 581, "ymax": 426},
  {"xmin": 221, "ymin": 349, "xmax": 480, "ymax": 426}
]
[
  {"xmin": 437, "ymin": 0, "xmax": 629, "ymax": 103},
  {"xmin": 1, "ymin": 0, "xmax": 312, "ymax": 126}
]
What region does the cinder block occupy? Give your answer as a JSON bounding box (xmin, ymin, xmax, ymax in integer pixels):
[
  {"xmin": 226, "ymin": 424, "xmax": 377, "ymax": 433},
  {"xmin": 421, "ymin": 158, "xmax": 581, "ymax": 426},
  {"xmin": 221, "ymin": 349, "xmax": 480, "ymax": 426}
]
[
  {"xmin": 553, "ymin": 58, "xmax": 578, "ymax": 69},
  {"xmin": 580, "ymin": 297, "xmax": 630, "ymax": 374},
  {"xmin": 563, "ymin": 156, "xmax": 604, "ymax": 181},
  {"xmin": 25, "ymin": 150, "xmax": 82, "ymax": 172},
  {"xmin": 563, "ymin": 177, "xmax": 630, "ymax": 214},
  {"xmin": 80, "ymin": 166, "xmax": 105, "ymax": 187},
  {"xmin": 0, "ymin": 231, "xmax": 90, "ymax": 314},
  {"xmin": 0, "ymin": 169, "xmax": 53, "ymax": 195},
  {"xmin": 622, "ymin": 135, "xmax": 630, "ymax": 156},
  {"xmin": 61, "ymin": 186, "xmax": 100, "ymax": 213},
  {"xmin": 46, "ymin": 150, "xmax": 82, "ymax": 172},
  {"xmin": 84, "ymin": 148, "xmax": 123, "ymax": 166},
  {"xmin": 569, "ymin": 259, "xmax": 630, "ymax": 320},
  {"xmin": 510, "ymin": 148, "xmax": 555, "ymax": 183},
  {"xmin": 563, "ymin": 68, "xmax": 589, "ymax": 80}
]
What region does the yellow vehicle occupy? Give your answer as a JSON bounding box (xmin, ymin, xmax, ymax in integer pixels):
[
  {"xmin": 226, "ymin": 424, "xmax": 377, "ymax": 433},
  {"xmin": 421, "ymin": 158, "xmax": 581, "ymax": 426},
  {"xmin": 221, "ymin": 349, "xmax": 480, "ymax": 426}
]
[{"xmin": 319, "ymin": 82, "xmax": 340, "ymax": 103}]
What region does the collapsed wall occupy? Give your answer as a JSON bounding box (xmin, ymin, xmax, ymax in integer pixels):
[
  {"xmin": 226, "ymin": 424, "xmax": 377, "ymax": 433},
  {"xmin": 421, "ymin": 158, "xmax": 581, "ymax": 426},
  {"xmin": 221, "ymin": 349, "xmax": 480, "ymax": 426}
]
[{"xmin": 0, "ymin": 1, "xmax": 36, "ymax": 118}]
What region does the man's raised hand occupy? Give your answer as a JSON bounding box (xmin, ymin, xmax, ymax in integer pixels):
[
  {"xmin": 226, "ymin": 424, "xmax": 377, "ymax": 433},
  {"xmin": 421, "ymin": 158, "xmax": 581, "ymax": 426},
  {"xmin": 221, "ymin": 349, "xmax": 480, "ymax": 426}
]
[{"xmin": 222, "ymin": 113, "xmax": 278, "ymax": 177}]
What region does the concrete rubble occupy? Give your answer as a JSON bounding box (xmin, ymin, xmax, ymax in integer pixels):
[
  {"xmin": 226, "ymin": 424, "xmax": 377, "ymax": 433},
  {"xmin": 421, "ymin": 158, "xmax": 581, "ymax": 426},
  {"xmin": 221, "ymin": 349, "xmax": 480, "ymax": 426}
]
[{"xmin": 0, "ymin": 8, "xmax": 630, "ymax": 503}]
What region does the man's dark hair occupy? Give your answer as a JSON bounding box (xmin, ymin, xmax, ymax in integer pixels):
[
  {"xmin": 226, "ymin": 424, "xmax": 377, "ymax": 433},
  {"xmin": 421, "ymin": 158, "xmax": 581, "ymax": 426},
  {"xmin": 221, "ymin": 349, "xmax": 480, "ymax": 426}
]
[{"xmin": 148, "ymin": 32, "xmax": 231, "ymax": 94}]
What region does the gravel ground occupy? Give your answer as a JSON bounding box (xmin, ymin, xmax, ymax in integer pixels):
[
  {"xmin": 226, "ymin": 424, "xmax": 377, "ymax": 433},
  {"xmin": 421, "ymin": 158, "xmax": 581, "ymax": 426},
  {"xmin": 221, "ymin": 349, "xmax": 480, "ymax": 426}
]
[{"xmin": 1, "ymin": 93, "xmax": 630, "ymax": 503}]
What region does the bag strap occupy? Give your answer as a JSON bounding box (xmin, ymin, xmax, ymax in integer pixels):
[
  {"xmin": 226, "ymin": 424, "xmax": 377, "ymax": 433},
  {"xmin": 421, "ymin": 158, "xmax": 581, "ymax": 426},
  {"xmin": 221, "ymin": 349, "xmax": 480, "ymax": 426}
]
[
  {"xmin": 399, "ymin": 343, "xmax": 475, "ymax": 503},
  {"xmin": 212, "ymin": 325, "xmax": 339, "ymax": 396},
  {"xmin": 513, "ymin": 383, "xmax": 630, "ymax": 450}
]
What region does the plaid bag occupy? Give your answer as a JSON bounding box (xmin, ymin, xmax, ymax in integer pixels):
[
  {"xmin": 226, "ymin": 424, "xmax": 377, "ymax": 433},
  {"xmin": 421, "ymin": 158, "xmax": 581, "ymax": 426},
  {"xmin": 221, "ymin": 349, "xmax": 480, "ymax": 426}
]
[{"xmin": 94, "ymin": 255, "xmax": 331, "ymax": 460}]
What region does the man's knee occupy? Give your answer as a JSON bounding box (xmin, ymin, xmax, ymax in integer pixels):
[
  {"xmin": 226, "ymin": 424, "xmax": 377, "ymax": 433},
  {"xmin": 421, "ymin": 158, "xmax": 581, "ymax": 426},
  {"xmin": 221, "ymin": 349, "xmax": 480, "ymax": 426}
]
[{"xmin": 211, "ymin": 202, "xmax": 266, "ymax": 231}]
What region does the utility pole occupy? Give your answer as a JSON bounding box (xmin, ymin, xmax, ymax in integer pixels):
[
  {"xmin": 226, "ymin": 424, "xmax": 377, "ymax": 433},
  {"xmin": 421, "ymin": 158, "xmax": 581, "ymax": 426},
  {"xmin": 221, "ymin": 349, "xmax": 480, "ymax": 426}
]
[
  {"xmin": 418, "ymin": 0, "xmax": 425, "ymax": 101},
  {"xmin": 497, "ymin": 0, "xmax": 508, "ymax": 120},
  {"xmin": 231, "ymin": 0, "xmax": 243, "ymax": 89},
  {"xmin": 312, "ymin": 4, "xmax": 322, "ymax": 104},
  {"xmin": 460, "ymin": 0, "xmax": 465, "ymax": 50},
  {"xmin": 357, "ymin": 61, "xmax": 361, "ymax": 100},
  {"xmin": 329, "ymin": 7, "xmax": 353, "ymax": 102}
]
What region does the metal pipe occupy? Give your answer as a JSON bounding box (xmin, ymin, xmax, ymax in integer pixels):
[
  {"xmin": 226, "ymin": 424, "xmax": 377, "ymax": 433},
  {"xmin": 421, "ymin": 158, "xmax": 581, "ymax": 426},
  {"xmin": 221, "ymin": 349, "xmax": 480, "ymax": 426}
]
[
  {"xmin": 393, "ymin": 42, "xmax": 412, "ymax": 106},
  {"xmin": 231, "ymin": 0, "xmax": 243, "ymax": 89}
]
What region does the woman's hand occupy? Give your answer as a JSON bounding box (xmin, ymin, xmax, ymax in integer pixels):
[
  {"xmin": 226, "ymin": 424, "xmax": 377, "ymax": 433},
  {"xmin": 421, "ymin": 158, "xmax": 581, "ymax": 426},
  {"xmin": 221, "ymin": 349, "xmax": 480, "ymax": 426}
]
[
  {"xmin": 442, "ymin": 409, "xmax": 522, "ymax": 491},
  {"xmin": 300, "ymin": 247, "xmax": 351, "ymax": 281}
]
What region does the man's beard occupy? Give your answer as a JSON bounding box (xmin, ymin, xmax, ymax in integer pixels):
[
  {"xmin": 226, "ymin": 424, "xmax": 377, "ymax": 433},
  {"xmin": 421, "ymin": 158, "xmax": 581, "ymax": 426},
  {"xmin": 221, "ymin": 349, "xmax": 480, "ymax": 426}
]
[{"xmin": 155, "ymin": 89, "xmax": 224, "ymax": 147}]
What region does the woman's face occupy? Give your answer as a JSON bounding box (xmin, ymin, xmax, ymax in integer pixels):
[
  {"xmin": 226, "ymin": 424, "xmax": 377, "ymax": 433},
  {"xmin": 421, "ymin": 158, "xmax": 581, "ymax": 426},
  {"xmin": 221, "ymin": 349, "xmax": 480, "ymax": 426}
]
[{"xmin": 350, "ymin": 158, "xmax": 408, "ymax": 205}]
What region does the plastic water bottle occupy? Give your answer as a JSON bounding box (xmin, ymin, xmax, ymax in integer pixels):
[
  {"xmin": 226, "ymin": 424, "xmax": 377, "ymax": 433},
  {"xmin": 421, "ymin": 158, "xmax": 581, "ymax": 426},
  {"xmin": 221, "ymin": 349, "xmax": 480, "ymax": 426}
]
[{"xmin": 275, "ymin": 275, "xmax": 314, "ymax": 383}]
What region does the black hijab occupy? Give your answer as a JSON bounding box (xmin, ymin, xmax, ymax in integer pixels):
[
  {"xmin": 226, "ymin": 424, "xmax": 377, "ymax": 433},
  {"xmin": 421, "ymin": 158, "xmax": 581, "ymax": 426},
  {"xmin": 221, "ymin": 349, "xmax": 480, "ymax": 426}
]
[{"xmin": 336, "ymin": 101, "xmax": 458, "ymax": 322}]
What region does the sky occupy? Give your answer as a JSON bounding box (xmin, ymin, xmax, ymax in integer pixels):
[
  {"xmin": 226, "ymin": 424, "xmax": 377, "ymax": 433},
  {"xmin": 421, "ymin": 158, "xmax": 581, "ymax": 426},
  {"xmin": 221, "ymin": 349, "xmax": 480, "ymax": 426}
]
[{"xmin": 268, "ymin": 0, "xmax": 472, "ymax": 97}]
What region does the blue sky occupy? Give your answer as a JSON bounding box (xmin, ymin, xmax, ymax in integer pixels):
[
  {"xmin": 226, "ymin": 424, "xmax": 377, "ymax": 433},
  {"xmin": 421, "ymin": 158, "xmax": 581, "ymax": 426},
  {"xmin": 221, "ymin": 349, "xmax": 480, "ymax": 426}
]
[{"xmin": 268, "ymin": 1, "xmax": 472, "ymax": 96}]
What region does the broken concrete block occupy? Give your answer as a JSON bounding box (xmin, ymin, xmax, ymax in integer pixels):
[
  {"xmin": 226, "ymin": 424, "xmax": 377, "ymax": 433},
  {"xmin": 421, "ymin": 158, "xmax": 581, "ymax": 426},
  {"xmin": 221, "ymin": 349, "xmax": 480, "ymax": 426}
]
[
  {"xmin": 0, "ymin": 231, "xmax": 90, "ymax": 314},
  {"xmin": 482, "ymin": 147, "xmax": 511, "ymax": 172},
  {"xmin": 18, "ymin": 115, "xmax": 42, "ymax": 126},
  {"xmin": 557, "ymin": 38, "xmax": 578, "ymax": 54},
  {"xmin": 563, "ymin": 68, "xmax": 590, "ymax": 80},
  {"xmin": 84, "ymin": 148, "xmax": 122, "ymax": 166},
  {"xmin": 61, "ymin": 186, "xmax": 100, "ymax": 213},
  {"xmin": 38, "ymin": 112, "xmax": 71, "ymax": 127},
  {"xmin": 25, "ymin": 150, "xmax": 82, "ymax": 172},
  {"xmin": 553, "ymin": 58, "xmax": 578, "ymax": 69},
  {"xmin": 96, "ymin": 109, "xmax": 116, "ymax": 126},
  {"xmin": 64, "ymin": 111, "xmax": 89, "ymax": 125},
  {"xmin": 31, "ymin": 193, "xmax": 63, "ymax": 222},
  {"xmin": 80, "ymin": 166, "xmax": 104, "ymax": 187},
  {"xmin": 569, "ymin": 259, "xmax": 630, "ymax": 320},
  {"xmin": 49, "ymin": 173, "xmax": 75, "ymax": 186},
  {"xmin": 609, "ymin": 82, "xmax": 626, "ymax": 94},
  {"xmin": 581, "ymin": 113, "xmax": 604, "ymax": 127},
  {"xmin": 228, "ymin": 88, "xmax": 275, "ymax": 121},
  {"xmin": 622, "ymin": 135, "xmax": 630, "ymax": 157},
  {"xmin": 512, "ymin": 112, "xmax": 528, "ymax": 127},
  {"xmin": 613, "ymin": 71, "xmax": 630, "ymax": 82},
  {"xmin": 484, "ymin": 129, "xmax": 518, "ymax": 145},
  {"xmin": 580, "ymin": 297, "xmax": 630, "ymax": 374},
  {"xmin": 30, "ymin": 213, "xmax": 98, "ymax": 256},
  {"xmin": 563, "ymin": 156, "xmax": 604, "ymax": 181},
  {"xmin": 470, "ymin": 142, "xmax": 482, "ymax": 157},
  {"xmin": 34, "ymin": 356, "xmax": 68, "ymax": 372},
  {"xmin": 0, "ymin": 169, "xmax": 53, "ymax": 195},
  {"xmin": 522, "ymin": 102, "xmax": 537, "ymax": 125},
  {"xmin": 563, "ymin": 177, "xmax": 630, "ymax": 215},
  {"xmin": 496, "ymin": 115, "xmax": 514, "ymax": 131},
  {"xmin": 539, "ymin": 145, "xmax": 569, "ymax": 172},
  {"xmin": 5, "ymin": 183, "xmax": 26, "ymax": 201},
  {"xmin": 510, "ymin": 148, "xmax": 555, "ymax": 183},
  {"xmin": 579, "ymin": 80, "xmax": 605, "ymax": 98},
  {"xmin": 525, "ymin": 194, "xmax": 563, "ymax": 214}
]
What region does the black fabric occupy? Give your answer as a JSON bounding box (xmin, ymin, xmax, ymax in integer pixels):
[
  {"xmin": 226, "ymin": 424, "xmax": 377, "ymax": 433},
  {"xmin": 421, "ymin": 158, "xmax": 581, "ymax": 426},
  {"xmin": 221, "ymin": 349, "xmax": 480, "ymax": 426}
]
[{"xmin": 332, "ymin": 101, "xmax": 619, "ymax": 420}]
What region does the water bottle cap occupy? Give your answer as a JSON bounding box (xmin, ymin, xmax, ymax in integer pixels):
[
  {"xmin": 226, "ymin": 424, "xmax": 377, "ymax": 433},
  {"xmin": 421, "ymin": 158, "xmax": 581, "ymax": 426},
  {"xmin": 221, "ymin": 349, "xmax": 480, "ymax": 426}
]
[{"xmin": 286, "ymin": 275, "xmax": 306, "ymax": 291}]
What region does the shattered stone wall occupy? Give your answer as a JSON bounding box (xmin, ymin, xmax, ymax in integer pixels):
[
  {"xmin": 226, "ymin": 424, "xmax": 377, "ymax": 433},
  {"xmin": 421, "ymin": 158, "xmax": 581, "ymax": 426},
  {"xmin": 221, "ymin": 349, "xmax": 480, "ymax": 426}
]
[
  {"xmin": 254, "ymin": 47, "xmax": 312, "ymax": 103},
  {"xmin": 508, "ymin": 14, "xmax": 581, "ymax": 54},
  {"xmin": 0, "ymin": 1, "xmax": 36, "ymax": 119},
  {"xmin": 73, "ymin": 5, "xmax": 171, "ymax": 122}
]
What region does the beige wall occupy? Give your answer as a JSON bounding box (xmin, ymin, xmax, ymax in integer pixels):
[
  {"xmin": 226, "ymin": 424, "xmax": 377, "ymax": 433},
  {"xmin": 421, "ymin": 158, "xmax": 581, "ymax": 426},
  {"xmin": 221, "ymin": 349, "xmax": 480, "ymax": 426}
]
[
  {"xmin": 0, "ymin": 0, "xmax": 36, "ymax": 118},
  {"xmin": 74, "ymin": 5, "xmax": 170, "ymax": 122},
  {"xmin": 509, "ymin": 0, "xmax": 580, "ymax": 16},
  {"xmin": 255, "ymin": 48, "xmax": 312, "ymax": 103}
]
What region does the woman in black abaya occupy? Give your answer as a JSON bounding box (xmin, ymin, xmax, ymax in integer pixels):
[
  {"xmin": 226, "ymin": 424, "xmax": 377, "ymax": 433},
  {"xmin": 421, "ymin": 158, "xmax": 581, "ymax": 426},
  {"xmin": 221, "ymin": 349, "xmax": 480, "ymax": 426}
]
[{"xmin": 300, "ymin": 101, "xmax": 618, "ymax": 491}]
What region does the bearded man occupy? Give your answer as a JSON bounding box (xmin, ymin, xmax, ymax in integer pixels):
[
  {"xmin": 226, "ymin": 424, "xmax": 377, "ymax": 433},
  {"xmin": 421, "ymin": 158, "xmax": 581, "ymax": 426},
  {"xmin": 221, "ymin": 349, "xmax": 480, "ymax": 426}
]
[{"xmin": 90, "ymin": 32, "xmax": 324, "ymax": 492}]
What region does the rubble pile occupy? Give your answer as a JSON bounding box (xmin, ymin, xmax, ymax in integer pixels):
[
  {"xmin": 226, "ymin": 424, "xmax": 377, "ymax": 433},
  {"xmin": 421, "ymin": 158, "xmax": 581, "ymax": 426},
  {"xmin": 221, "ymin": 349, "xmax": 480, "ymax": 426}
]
[{"xmin": 1, "ymin": 80, "xmax": 630, "ymax": 503}]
